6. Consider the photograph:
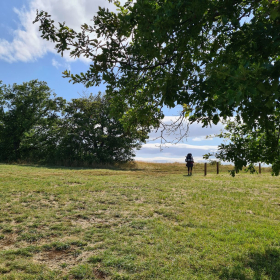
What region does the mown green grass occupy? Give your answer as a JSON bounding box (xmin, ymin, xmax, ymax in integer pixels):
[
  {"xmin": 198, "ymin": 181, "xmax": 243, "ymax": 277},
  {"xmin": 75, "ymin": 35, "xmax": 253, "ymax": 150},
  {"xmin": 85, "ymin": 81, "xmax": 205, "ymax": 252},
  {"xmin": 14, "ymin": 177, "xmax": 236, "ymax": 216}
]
[{"xmin": 0, "ymin": 162, "xmax": 279, "ymax": 279}]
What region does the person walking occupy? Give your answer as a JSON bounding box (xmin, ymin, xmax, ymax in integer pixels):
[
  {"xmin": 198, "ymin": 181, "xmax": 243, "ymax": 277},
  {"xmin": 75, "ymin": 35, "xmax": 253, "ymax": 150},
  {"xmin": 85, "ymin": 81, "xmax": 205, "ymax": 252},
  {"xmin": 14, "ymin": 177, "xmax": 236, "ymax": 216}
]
[{"xmin": 185, "ymin": 153, "xmax": 194, "ymax": 176}]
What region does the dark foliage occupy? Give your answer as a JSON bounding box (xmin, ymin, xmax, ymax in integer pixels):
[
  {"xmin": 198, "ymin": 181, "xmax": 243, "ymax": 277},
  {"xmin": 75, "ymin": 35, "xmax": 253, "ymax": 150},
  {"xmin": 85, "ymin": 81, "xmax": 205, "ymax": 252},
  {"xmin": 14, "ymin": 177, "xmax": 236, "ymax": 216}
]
[{"xmin": 0, "ymin": 81, "xmax": 145, "ymax": 165}]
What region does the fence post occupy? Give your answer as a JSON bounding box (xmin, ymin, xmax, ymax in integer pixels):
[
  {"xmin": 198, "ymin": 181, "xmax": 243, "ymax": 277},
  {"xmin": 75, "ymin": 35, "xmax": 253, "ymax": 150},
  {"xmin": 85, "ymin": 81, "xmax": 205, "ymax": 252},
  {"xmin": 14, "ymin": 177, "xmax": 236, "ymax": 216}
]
[
  {"xmin": 217, "ymin": 161, "xmax": 219, "ymax": 174},
  {"xmin": 259, "ymin": 163, "xmax": 261, "ymax": 174},
  {"xmin": 204, "ymin": 163, "xmax": 207, "ymax": 176}
]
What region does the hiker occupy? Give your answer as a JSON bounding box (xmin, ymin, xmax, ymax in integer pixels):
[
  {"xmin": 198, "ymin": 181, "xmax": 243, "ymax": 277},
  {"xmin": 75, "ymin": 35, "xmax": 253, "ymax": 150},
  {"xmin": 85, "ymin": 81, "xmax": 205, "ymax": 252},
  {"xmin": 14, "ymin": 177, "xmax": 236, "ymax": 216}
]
[{"xmin": 185, "ymin": 153, "xmax": 194, "ymax": 176}]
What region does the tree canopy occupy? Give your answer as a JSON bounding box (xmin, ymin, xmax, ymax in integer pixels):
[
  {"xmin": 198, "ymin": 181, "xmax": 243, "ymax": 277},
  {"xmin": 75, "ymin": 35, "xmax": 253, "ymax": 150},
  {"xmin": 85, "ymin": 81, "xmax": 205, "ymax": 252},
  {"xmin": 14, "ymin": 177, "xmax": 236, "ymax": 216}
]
[
  {"xmin": 0, "ymin": 80, "xmax": 64, "ymax": 161},
  {"xmin": 52, "ymin": 94, "xmax": 146, "ymax": 164},
  {"xmin": 33, "ymin": 0, "xmax": 280, "ymax": 169},
  {"xmin": 213, "ymin": 117, "xmax": 280, "ymax": 176},
  {"xmin": 0, "ymin": 80, "xmax": 145, "ymax": 165},
  {"xmin": 33, "ymin": 0, "xmax": 280, "ymax": 127}
]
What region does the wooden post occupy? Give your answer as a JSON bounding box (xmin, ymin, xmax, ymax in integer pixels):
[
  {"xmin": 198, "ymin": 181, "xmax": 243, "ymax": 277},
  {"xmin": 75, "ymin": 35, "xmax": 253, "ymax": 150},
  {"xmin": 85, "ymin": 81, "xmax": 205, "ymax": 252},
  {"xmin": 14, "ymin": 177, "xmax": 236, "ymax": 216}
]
[
  {"xmin": 259, "ymin": 163, "xmax": 261, "ymax": 174},
  {"xmin": 217, "ymin": 161, "xmax": 219, "ymax": 174},
  {"xmin": 204, "ymin": 163, "xmax": 207, "ymax": 176}
]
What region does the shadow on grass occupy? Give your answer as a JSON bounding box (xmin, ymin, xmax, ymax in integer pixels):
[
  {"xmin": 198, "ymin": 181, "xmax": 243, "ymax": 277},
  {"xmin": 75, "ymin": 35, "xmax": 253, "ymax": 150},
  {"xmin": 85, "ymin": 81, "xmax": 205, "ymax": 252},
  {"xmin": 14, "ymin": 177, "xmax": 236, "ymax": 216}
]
[
  {"xmin": 0, "ymin": 161, "xmax": 145, "ymax": 172},
  {"xmin": 218, "ymin": 247, "xmax": 280, "ymax": 279}
]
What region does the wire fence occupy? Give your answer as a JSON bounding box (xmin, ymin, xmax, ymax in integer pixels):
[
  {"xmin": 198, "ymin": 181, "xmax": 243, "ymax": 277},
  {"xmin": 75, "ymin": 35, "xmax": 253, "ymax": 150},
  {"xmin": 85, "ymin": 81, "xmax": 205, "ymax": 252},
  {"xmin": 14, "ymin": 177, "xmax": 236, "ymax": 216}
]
[
  {"xmin": 134, "ymin": 161, "xmax": 272, "ymax": 175},
  {"xmin": 192, "ymin": 162, "xmax": 272, "ymax": 175}
]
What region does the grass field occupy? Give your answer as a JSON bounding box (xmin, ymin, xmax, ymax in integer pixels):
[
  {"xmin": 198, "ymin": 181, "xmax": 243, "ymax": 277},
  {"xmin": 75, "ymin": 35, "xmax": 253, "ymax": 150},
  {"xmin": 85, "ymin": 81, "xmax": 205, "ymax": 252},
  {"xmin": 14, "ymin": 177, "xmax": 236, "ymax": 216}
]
[{"xmin": 0, "ymin": 162, "xmax": 279, "ymax": 279}]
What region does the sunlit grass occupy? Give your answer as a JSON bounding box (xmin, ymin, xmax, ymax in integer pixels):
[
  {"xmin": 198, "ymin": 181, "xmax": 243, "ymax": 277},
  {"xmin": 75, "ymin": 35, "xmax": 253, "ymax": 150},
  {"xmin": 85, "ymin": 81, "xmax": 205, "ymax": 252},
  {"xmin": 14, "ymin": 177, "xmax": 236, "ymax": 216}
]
[{"xmin": 0, "ymin": 162, "xmax": 279, "ymax": 279}]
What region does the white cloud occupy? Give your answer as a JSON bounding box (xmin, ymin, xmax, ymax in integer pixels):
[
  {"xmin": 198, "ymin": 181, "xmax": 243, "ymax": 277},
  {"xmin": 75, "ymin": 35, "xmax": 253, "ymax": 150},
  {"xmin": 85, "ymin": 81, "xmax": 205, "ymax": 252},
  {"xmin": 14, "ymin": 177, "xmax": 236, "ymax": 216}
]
[
  {"xmin": 135, "ymin": 116, "xmax": 226, "ymax": 163},
  {"xmin": 52, "ymin": 58, "xmax": 62, "ymax": 68},
  {"xmin": 192, "ymin": 136, "xmax": 213, "ymax": 142},
  {"xmin": 52, "ymin": 58, "xmax": 71, "ymax": 70},
  {"xmin": 0, "ymin": 5, "xmax": 54, "ymax": 63},
  {"xmin": 135, "ymin": 156, "xmax": 207, "ymax": 163},
  {"xmin": 142, "ymin": 143, "xmax": 218, "ymax": 151},
  {"xmin": 148, "ymin": 116, "xmax": 224, "ymax": 143},
  {"xmin": 135, "ymin": 142, "xmax": 218, "ymax": 163},
  {"xmin": 0, "ymin": 0, "xmax": 125, "ymax": 63}
]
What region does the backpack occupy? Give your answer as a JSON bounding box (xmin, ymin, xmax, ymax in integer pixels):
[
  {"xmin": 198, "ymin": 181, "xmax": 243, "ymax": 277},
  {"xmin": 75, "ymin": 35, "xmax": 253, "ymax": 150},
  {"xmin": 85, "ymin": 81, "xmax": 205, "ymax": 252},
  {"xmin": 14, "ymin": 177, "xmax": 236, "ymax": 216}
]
[{"xmin": 185, "ymin": 153, "xmax": 193, "ymax": 162}]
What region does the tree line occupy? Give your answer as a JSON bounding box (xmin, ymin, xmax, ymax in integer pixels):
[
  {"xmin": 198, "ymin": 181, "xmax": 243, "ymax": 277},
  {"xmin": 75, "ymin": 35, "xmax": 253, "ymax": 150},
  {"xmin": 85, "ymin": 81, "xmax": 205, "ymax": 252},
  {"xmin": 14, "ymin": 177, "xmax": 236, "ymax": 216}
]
[{"xmin": 0, "ymin": 80, "xmax": 147, "ymax": 166}]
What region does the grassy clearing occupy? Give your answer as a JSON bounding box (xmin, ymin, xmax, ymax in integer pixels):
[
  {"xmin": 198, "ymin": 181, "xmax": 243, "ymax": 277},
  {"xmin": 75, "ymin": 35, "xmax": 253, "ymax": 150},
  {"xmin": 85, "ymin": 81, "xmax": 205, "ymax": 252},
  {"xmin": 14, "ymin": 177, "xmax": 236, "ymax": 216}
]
[{"xmin": 0, "ymin": 162, "xmax": 279, "ymax": 279}]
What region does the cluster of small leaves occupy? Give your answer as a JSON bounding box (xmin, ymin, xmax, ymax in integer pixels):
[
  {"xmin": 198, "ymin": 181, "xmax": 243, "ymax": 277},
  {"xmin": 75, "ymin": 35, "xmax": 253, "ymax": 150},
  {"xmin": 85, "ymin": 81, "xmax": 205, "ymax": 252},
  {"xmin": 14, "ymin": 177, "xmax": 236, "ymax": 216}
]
[{"xmin": 202, "ymin": 152, "xmax": 221, "ymax": 166}]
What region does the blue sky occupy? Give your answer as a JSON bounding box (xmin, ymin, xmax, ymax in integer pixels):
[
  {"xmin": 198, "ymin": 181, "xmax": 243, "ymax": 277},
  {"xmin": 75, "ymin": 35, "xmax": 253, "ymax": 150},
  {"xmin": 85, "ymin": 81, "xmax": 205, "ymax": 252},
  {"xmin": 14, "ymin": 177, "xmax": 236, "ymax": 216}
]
[{"xmin": 0, "ymin": 0, "xmax": 225, "ymax": 163}]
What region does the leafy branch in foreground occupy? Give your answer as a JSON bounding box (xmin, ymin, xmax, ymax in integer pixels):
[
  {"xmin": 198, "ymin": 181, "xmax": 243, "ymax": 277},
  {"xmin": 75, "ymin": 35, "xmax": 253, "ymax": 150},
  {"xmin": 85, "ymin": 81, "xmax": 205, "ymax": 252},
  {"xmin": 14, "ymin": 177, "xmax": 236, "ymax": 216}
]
[{"xmin": 33, "ymin": 0, "xmax": 280, "ymax": 136}]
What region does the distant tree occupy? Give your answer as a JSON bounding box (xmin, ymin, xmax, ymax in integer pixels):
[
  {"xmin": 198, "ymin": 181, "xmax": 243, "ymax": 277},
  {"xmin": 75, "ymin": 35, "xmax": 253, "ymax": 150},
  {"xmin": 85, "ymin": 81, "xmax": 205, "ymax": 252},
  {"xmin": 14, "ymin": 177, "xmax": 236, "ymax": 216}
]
[
  {"xmin": 0, "ymin": 81, "xmax": 146, "ymax": 165},
  {"xmin": 54, "ymin": 94, "xmax": 147, "ymax": 164},
  {"xmin": 0, "ymin": 80, "xmax": 65, "ymax": 161},
  {"xmin": 210, "ymin": 116, "xmax": 280, "ymax": 176}
]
